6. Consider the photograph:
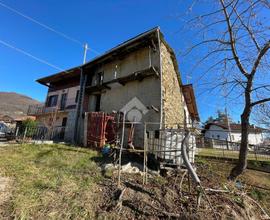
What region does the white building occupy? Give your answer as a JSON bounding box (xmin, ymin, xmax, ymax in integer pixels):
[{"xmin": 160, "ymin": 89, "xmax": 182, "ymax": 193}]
[{"xmin": 204, "ymin": 123, "xmax": 264, "ymax": 146}]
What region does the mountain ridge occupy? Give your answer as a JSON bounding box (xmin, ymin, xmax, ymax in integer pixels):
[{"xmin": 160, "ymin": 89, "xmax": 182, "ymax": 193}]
[{"xmin": 0, "ymin": 92, "xmax": 41, "ymax": 118}]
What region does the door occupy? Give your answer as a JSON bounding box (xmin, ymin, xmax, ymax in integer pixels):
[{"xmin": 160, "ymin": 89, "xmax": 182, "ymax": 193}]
[
  {"xmin": 62, "ymin": 117, "xmax": 67, "ymax": 127},
  {"xmin": 59, "ymin": 117, "xmax": 67, "ymax": 139},
  {"xmin": 60, "ymin": 93, "xmax": 67, "ymax": 110}
]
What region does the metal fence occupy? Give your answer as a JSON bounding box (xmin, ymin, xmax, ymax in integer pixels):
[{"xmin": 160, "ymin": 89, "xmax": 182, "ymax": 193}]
[
  {"xmin": 14, "ymin": 125, "xmax": 66, "ymax": 142},
  {"xmin": 147, "ymin": 127, "xmax": 196, "ymax": 167},
  {"xmin": 197, "ymin": 137, "xmax": 270, "ymax": 162}
]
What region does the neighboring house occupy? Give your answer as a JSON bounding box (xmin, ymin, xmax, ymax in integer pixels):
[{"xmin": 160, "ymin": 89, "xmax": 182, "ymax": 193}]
[
  {"xmin": 204, "ymin": 123, "xmax": 264, "ymax": 146},
  {"xmin": 0, "ymin": 114, "xmax": 16, "ymax": 133},
  {"xmin": 0, "ymin": 114, "xmax": 14, "ymax": 123},
  {"xmin": 28, "ymin": 27, "xmax": 200, "ymax": 151}
]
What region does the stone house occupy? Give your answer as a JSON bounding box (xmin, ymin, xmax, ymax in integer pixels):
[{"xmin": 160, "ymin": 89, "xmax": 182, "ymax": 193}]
[{"xmin": 28, "ymin": 27, "xmax": 199, "ymax": 149}]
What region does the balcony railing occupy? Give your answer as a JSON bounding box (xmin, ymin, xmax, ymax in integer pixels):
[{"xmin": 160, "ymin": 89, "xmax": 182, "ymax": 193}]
[{"xmin": 27, "ymin": 100, "xmax": 77, "ymax": 116}]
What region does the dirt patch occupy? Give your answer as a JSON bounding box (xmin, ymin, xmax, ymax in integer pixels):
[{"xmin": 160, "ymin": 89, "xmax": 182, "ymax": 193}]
[
  {"xmin": 93, "ymin": 162, "xmax": 270, "ymax": 219},
  {"xmin": 0, "ymin": 176, "xmax": 12, "ymax": 219}
]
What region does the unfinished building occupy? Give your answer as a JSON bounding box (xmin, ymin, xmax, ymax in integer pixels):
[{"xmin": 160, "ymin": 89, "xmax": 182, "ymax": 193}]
[{"xmin": 28, "ymin": 27, "xmax": 199, "ymax": 165}]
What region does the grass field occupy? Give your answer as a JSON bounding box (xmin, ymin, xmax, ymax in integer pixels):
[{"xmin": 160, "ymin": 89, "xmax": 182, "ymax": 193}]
[
  {"xmin": 0, "ymin": 144, "xmax": 103, "ymax": 219},
  {"xmin": 197, "ymin": 147, "xmax": 270, "ymax": 162},
  {"xmin": 0, "ymin": 144, "xmax": 269, "ymax": 219}
]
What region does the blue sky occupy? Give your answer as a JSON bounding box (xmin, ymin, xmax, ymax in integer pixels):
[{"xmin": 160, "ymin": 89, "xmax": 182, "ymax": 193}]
[{"xmin": 0, "ymin": 0, "xmax": 260, "ymax": 122}]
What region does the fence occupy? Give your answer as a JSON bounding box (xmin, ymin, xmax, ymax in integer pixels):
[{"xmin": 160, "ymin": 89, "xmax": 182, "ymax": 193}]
[
  {"xmin": 147, "ymin": 126, "xmax": 196, "ymax": 167},
  {"xmin": 28, "ymin": 99, "xmax": 77, "ymax": 116},
  {"xmin": 197, "ymin": 137, "xmax": 270, "ymax": 162},
  {"xmin": 14, "ymin": 125, "xmax": 66, "ymax": 142}
]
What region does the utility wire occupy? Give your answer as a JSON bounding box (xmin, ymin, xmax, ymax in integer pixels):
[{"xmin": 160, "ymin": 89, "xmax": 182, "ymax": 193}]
[
  {"xmin": 0, "ymin": 38, "xmax": 65, "ymax": 71},
  {"xmin": 0, "ymin": 1, "xmax": 100, "ymax": 55}
]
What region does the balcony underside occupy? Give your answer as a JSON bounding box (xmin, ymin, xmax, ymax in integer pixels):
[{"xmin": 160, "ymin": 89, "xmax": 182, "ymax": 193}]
[{"xmin": 85, "ymin": 66, "xmax": 159, "ymax": 93}]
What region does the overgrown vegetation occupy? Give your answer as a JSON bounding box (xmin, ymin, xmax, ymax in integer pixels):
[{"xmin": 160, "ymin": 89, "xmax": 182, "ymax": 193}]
[
  {"xmin": 0, "ymin": 144, "xmax": 103, "ymax": 219},
  {"xmin": 21, "ymin": 118, "xmax": 38, "ymax": 137},
  {"xmin": 0, "ymin": 144, "xmax": 269, "ymax": 219}
]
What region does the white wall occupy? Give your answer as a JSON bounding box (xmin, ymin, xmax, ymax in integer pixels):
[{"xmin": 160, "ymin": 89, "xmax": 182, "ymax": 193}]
[
  {"xmin": 205, "ymin": 125, "xmax": 229, "ymax": 140},
  {"xmin": 231, "ymin": 132, "xmax": 263, "ymax": 145},
  {"xmin": 205, "ymin": 124, "xmax": 264, "ymax": 145}
]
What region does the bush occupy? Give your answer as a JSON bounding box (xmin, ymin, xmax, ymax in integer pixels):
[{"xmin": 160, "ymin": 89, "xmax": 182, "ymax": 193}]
[{"xmin": 21, "ymin": 118, "xmax": 38, "ymax": 137}]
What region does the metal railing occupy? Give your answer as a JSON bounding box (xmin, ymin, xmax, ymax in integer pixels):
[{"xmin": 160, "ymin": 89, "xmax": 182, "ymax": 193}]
[
  {"xmin": 14, "ymin": 125, "xmax": 66, "ymax": 142},
  {"xmin": 27, "ymin": 99, "xmax": 77, "ymax": 116}
]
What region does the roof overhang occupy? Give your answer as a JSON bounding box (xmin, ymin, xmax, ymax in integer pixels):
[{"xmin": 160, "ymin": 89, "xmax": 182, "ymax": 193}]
[
  {"xmin": 36, "ymin": 27, "xmax": 160, "ymax": 86},
  {"xmin": 182, "ymin": 84, "xmax": 200, "ymax": 121},
  {"xmin": 36, "ymin": 67, "xmax": 81, "ymax": 86}
]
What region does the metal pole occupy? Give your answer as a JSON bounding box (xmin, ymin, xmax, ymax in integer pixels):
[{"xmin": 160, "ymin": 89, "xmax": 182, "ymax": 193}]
[
  {"xmin": 143, "ymin": 122, "xmax": 147, "ymax": 184},
  {"xmin": 117, "ymin": 111, "xmax": 126, "ymax": 188},
  {"xmin": 23, "ymin": 127, "xmax": 28, "ymax": 143},
  {"xmin": 83, "ymin": 43, "xmax": 88, "ymax": 64},
  {"xmin": 225, "ymin": 107, "xmax": 232, "ymax": 147}
]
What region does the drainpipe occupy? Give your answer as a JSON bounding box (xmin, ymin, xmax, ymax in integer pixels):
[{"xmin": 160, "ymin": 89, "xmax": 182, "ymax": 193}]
[
  {"xmin": 74, "ymin": 67, "xmax": 85, "ymax": 144},
  {"xmin": 157, "ymin": 27, "xmax": 163, "ymax": 129}
]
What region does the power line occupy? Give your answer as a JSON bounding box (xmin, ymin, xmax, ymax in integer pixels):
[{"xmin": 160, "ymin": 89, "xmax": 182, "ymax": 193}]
[
  {"xmin": 0, "ymin": 38, "xmax": 65, "ymax": 71},
  {"xmin": 0, "ymin": 1, "xmax": 100, "ymax": 55}
]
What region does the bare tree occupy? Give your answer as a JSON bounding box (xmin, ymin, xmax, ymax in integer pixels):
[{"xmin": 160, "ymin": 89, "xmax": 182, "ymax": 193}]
[
  {"xmin": 180, "ymin": 0, "xmax": 270, "ymax": 179},
  {"xmin": 253, "ymin": 103, "xmax": 270, "ymax": 127}
]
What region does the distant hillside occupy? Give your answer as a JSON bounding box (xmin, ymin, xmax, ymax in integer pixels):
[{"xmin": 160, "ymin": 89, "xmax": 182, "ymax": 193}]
[{"xmin": 0, "ymin": 92, "xmax": 41, "ymax": 118}]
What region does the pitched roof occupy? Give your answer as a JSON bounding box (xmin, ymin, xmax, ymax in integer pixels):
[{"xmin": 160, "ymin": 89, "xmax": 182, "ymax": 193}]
[
  {"xmin": 204, "ymin": 122, "xmax": 264, "ymax": 133},
  {"xmin": 0, "ymin": 114, "xmax": 15, "ymax": 122},
  {"xmin": 37, "ymin": 27, "xmax": 160, "ymax": 86},
  {"xmin": 182, "ymin": 84, "xmax": 200, "ymax": 121}
]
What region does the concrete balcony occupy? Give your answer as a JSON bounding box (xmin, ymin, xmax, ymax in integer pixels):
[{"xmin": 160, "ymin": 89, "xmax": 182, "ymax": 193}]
[
  {"xmin": 27, "ymin": 100, "xmax": 77, "ymax": 116},
  {"xmin": 27, "ymin": 105, "xmax": 57, "ymax": 116}
]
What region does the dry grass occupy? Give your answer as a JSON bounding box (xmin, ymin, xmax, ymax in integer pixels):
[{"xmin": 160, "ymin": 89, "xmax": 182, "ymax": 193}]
[
  {"xmin": 0, "ymin": 143, "xmax": 103, "ymax": 219},
  {"xmin": 196, "ymin": 157, "xmax": 270, "ymax": 215},
  {"xmin": 0, "ymin": 144, "xmax": 269, "ymax": 219},
  {"xmin": 197, "ymin": 148, "xmax": 270, "ymax": 162}
]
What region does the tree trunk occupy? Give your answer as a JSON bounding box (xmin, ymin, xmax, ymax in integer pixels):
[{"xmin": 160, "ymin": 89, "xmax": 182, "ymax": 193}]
[{"xmin": 229, "ymin": 86, "xmax": 252, "ymax": 180}]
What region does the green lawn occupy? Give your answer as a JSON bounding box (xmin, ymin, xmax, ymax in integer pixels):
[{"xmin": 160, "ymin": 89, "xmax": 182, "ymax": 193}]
[
  {"xmin": 0, "ymin": 144, "xmax": 103, "ymax": 219},
  {"xmin": 197, "ymin": 147, "xmax": 270, "ymax": 162}
]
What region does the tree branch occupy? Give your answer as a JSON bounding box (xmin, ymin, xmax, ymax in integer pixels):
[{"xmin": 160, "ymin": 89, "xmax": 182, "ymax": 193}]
[
  {"xmin": 220, "ymin": 0, "xmax": 248, "ymax": 76},
  {"xmin": 183, "ymin": 39, "xmax": 231, "ymax": 56},
  {"xmin": 232, "ymin": 4, "xmax": 260, "ymax": 51},
  {"xmin": 251, "ymin": 98, "xmax": 270, "ymax": 107},
  {"xmin": 250, "ymin": 40, "xmax": 270, "ymax": 76}
]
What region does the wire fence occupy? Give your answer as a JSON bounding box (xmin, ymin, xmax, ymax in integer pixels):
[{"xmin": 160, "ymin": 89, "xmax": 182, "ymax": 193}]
[{"xmin": 197, "ymin": 137, "xmax": 270, "ymax": 162}]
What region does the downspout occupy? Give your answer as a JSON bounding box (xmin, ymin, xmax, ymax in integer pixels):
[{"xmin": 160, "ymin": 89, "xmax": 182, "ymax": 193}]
[
  {"xmin": 74, "ymin": 67, "xmax": 85, "ymax": 144},
  {"xmin": 157, "ymin": 27, "xmax": 163, "ymax": 129}
]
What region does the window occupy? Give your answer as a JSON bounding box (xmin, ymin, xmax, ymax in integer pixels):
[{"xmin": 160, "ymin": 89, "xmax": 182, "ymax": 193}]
[
  {"xmin": 95, "ymin": 94, "xmax": 101, "ymax": 112},
  {"xmin": 75, "ymin": 90, "xmax": 80, "ymax": 103},
  {"xmin": 95, "ymin": 72, "xmax": 104, "ymax": 85},
  {"xmin": 47, "ymin": 95, "xmax": 58, "ymax": 107},
  {"xmin": 62, "ymin": 117, "xmax": 67, "ymax": 127},
  {"xmin": 217, "ymin": 135, "xmax": 220, "ymax": 139}
]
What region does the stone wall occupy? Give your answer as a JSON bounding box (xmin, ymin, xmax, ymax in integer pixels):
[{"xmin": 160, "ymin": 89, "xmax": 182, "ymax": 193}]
[{"xmin": 160, "ymin": 42, "xmax": 185, "ymax": 127}]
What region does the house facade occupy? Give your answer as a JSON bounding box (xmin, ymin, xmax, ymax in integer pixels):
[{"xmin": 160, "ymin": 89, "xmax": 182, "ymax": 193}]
[
  {"xmin": 204, "ymin": 123, "xmax": 264, "ymax": 146},
  {"xmin": 28, "ymin": 27, "xmax": 199, "ymax": 149}
]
